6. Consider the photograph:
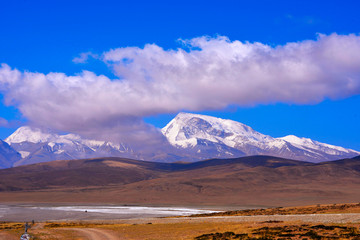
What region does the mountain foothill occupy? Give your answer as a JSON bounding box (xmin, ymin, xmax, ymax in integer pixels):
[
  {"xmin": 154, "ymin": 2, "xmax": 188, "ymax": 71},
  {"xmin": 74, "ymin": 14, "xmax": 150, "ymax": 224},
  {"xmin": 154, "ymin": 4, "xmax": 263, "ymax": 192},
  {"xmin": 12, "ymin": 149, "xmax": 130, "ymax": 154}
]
[{"xmin": 1, "ymin": 155, "xmax": 360, "ymax": 206}]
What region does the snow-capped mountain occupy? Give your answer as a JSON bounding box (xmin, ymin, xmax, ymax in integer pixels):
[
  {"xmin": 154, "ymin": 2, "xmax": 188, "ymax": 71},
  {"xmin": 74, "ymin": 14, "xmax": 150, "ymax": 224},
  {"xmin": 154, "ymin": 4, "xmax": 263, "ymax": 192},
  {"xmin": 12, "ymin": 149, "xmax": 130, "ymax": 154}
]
[
  {"xmin": 1, "ymin": 112, "xmax": 359, "ymax": 168},
  {"xmin": 162, "ymin": 112, "xmax": 360, "ymax": 162},
  {"xmin": 5, "ymin": 126, "xmax": 135, "ymax": 167},
  {"xmin": 0, "ymin": 139, "xmax": 21, "ymax": 168}
]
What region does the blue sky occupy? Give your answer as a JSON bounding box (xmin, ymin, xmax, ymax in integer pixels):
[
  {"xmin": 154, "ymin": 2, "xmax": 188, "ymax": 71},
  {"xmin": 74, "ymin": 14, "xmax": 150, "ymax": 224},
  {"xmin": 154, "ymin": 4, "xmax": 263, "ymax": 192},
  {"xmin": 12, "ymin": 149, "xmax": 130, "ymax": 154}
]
[{"xmin": 0, "ymin": 0, "xmax": 359, "ymax": 150}]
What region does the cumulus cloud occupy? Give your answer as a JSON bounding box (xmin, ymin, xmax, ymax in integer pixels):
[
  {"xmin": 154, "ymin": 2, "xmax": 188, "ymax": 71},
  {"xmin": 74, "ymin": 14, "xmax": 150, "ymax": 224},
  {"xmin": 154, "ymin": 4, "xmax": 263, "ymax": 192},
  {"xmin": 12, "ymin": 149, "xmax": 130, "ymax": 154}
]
[
  {"xmin": 103, "ymin": 33, "xmax": 360, "ymax": 107},
  {"xmin": 0, "ymin": 64, "xmax": 168, "ymax": 148},
  {"xmin": 0, "ymin": 33, "xmax": 360, "ymax": 146}
]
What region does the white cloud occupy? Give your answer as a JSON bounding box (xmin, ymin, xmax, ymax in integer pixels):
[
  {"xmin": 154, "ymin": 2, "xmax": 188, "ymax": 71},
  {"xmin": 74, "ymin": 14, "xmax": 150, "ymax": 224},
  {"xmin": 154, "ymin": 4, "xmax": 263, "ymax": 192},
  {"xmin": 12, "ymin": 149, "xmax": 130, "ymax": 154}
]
[
  {"xmin": 72, "ymin": 52, "xmax": 98, "ymax": 63},
  {"xmin": 0, "ymin": 33, "xmax": 360, "ymax": 145},
  {"xmin": 0, "ymin": 117, "xmax": 8, "ymax": 127},
  {"xmin": 103, "ymin": 33, "xmax": 360, "ymax": 107}
]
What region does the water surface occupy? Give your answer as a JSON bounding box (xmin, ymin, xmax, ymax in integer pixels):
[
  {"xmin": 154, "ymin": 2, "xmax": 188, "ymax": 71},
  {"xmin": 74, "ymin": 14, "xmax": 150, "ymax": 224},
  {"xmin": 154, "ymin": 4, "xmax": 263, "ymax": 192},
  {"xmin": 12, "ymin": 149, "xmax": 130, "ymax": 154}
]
[{"xmin": 0, "ymin": 204, "xmax": 220, "ymax": 221}]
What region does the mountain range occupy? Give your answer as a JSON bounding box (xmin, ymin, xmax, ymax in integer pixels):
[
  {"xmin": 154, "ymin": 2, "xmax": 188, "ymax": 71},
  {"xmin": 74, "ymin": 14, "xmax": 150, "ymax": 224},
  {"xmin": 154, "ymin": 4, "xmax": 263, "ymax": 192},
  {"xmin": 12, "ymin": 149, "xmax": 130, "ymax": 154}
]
[
  {"xmin": 162, "ymin": 112, "xmax": 359, "ymax": 162},
  {"xmin": 2, "ymin": 126, "xmax": 135, "ymax": 168},
  {"xmin": 0, "ymin": 112, "xmax": 359, "ymax": 168}
]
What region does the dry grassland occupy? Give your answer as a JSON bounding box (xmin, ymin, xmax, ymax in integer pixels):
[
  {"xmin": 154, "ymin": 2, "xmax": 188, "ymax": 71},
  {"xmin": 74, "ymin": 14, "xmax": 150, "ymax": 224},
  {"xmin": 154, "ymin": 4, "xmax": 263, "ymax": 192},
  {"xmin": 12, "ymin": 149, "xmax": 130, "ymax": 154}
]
[
  {"xmin": 189, "ymin": 203, "xmax": 360, "ymax": 217},
  {"xmin": 1, "ymin": 220, "xmax": 360, "ymax": 239}
]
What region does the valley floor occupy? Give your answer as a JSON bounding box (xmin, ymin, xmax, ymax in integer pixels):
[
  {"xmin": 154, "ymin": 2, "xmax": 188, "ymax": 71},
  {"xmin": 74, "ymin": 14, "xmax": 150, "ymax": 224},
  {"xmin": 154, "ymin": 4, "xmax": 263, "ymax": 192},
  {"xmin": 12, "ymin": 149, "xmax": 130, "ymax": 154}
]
[{"xmin": 2, "ymin": 204, "xmax": 360, "ymax": 239}]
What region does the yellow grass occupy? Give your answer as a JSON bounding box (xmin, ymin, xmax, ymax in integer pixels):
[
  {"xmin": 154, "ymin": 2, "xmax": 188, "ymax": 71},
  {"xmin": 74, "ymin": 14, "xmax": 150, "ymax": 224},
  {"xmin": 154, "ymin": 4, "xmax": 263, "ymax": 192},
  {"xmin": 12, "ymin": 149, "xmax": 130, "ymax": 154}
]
[
  {"xmin": 188, "ymin": 202, "xmax": 360, "ymax": 217},
  {"xmin": 2, "ymin": 221, "xmax": 360, "ymax": 240}
]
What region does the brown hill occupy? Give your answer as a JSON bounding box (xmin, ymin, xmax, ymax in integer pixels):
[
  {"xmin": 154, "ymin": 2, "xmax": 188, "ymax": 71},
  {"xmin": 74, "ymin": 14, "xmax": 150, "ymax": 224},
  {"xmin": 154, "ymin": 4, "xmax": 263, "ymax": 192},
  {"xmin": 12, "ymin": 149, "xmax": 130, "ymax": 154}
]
[{"xmin": 0, "ymin": 155, "xmax": 359, "ymax": 207}]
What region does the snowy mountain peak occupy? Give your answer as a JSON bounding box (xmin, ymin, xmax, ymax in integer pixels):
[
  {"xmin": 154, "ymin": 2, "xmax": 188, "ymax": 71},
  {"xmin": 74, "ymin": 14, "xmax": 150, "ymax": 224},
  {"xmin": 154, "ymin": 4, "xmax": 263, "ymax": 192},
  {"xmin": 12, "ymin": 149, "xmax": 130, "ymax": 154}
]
[
  {"xmin": 5, "ymin": 126, "xmax": 56, "ymax": 144},
  {"xmin": 279, "ymin": 135, "xmax": 359, "ymax": 155},
  {"xmin": 3, "ymin": 126, "xmax": 135, "ymax": 168},
  {"xmin": 162, "ymin": 112, "xmax": 360, "ymax": 162},
  {"xmin": 6, "ymin": 126, "xmax": 105, "ymax": 147},
  {"xmin": 280, "ymin": 135, "xmax": 318, "ymax": 147},
  {"xmin": 166, "ymin": 112, "xmax": 255, "ymax": 135},
  {"xmin": 162, "ymin": 112, "xmax": 273, "ymax": 149}
]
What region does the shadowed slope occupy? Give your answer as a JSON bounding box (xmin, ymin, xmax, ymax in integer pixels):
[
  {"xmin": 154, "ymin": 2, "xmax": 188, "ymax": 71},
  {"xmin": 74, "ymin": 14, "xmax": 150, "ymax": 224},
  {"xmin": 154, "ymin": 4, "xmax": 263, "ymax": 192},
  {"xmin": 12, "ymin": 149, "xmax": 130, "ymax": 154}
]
[
  {"xmin": 0, "ymin": 155, "xmax": 359, "ymax": 206},
  {"xmin": 0, "ymin": 140, "xmax": 21, "ymax": 169},
  {"xmin": 0, "ymin": 158, "xmax": 167, "ymax": 191}
]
